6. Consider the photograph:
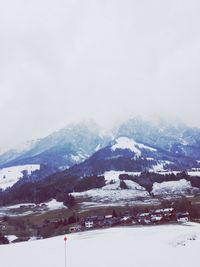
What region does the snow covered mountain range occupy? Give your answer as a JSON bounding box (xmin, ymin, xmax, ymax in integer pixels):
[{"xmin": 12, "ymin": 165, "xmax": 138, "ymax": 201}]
[
  {"xmin": 1, "ymin": 118, "xmax": 200, "ymax": 205},
  {"xmin": 1, "ymin": 118, "xmax": 200, "ymax": 171},
  {"xmin": 0, "ymin": 121, "xmax": 109, "ymax": 170}
]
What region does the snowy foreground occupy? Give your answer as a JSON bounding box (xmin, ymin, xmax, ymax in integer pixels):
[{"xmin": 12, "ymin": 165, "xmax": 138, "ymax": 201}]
[{"xmin": 1, "ymin": 223, "xmax": 200, "ymax": 267}]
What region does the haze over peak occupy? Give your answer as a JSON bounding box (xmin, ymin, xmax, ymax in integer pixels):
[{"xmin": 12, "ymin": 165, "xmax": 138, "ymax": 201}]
[{"xmin": 0, "ymin": 0, "xmax": 200, "ymax": 147}]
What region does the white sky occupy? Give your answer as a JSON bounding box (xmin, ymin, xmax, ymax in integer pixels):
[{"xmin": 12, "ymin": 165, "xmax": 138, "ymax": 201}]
[{"xmin": 0, "ymin": 0, "xmax": 200, "ymax": 148}]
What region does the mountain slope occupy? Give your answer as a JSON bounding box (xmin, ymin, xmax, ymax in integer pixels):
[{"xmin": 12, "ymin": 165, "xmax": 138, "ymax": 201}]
[
  {"xmin": 116, "ymin": 118, "xmax": 200, "ymax": 159},
  {"xmin": 1, "ymin": 136, "xmax": 200, "ymax": 205},
  {"xmin": 1, "ymin": 117, "xmax": 200, "ymax": 170},
  {"xmin": 0, "ymin": 121, "xmax": 110, "ymax": 170},
  {"xmin": 1, "ymin": 118, "xmax": 200, "ymax": 203},
  {"xmin": 65, "ymin": 136, "xmax": 198, "ymax": 177},
  {"xmin": 0, "ymin": 164, "xmax": 40, "ymax": 191}
]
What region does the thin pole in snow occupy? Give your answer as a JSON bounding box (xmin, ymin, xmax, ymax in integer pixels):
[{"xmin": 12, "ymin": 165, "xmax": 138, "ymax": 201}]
[{"xmin": 64, "ymin": 235, "xmax": 67, "ymax": 267}]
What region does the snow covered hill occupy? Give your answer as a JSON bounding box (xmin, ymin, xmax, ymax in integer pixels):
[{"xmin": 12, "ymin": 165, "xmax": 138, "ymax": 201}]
[
  {"xmin": 111, "ymin": 136, "xmax": 157, "ymax": 157},
  {"xmin": 116, "ymin": 117, "xmax": 200, "ymax": 158},
  {"xmin": 0, "ymin": 223, "xmax": 199, "ymax": 267},
  {"xmin": 72, "ymin": 170, "xmax": 149, "ymax": 204},
  {"xmin": 72, "ymin": 181, "xmax": 149, "ymax": 203},
  {"xmin": 0, "ymin": 165, "xmax": 40, "ymax": 191},
  {"xmin": 152, "ymin": 179, "xmax": 199, "ymax": 196},
  {"xmin": 0, "ymin": 198, "xmax": 66, "ymax": 217},
  {"xmin": 72, "ymin": 171, "xmax": 200, "ymax": 206},
  {"xmin": 0, "ymin": 121, "xmax": 200, "ymax": 204},
  {"xmin": 65, "ymin": 135, "xmax": 198, "ymax": 179}
]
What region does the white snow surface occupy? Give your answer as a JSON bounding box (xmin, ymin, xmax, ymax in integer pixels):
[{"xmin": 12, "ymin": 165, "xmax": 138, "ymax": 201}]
[
  {"xmin": 0, "ymin": 223, "xmax": 200, "ymax": 267},
  {"xmin": 112, "ymin": 137, "xmax": 156, "ymax": 157},
  {"xmin": 0, "ymin": 199, "xmax": 66, "ymax": 217},
  {"xmin": 73, "ymin": 170, "xmax": 148, "ymax": 202},
  {"xmin": 95, "ymin": 144, "xmax": 101, "ymax": 151},
  {"xmin": 70, "ymin": 152, "xmax": 87, "ymax": 162},
  {"xmin": 72, "ymin": 180, "xmax": 148, "ymax": 202},
  {"xmin": 188, "ymin": 171, "xmax": 200, "ymax": 177},
  {"xmin": 4, "ymin": 200, "xmax": 65, "ymax": 211},
  {"xmin": 45, "ymin": 199, "xmax": 66, "ymax": 210},
  {"xmin": 151, "ymin": 160, "xmax": 173, "ymax": 172},
  {"xmin": 5, "ymin": 235, "xmax": 18, "ymax": 243},
  {"xmin": 146, "ymin": 157, "xmax": 155, "ymax": 161},
  {"xmin": 73, "ymin": 170, "xmax": 200, "ymax": 203},
  {"xmin": 71, "ymin": 154, "xmax": 82, "ymax": 162},
  {"xmin": 152, "ymin": 179, "xmax": 194, "ymax": 195},
  {"xmin": 0, "ymin": 165, "xmax": 40, "ymax": 190}
]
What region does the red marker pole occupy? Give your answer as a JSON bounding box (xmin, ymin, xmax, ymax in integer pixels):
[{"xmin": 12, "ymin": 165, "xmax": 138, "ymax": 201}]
[{"xmin": 64, "ymin": 236, "xmax": 67, "ymax": 267}]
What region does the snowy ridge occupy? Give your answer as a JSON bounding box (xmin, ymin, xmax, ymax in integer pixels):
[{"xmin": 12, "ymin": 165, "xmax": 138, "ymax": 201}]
[
  {"xmin": 0, "ymin": 139, "xmax": 37, "ymax": 157},
  {"xmin": 0, "ymin": 165, "xmax": 40, "ymax": 191},
  {"xmin": 111, "ymin": 137, "xmax": 157, "ymax": 157}
]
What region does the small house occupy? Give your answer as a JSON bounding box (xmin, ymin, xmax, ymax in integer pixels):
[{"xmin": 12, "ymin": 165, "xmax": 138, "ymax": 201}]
[
  {"xmin": 85, "ymin": 221, "xmax": 94, "ymax": 229},
  {"xmin": 105, "ymin": 215, "xmax": 113, "ymax": 219},
  {"xmin": 137, "ymin": 213, "xmax": 151, "ymax": 224},
  {"xmin": 176, "ymin": 212, "xmax": 189, "ymax": 223}
]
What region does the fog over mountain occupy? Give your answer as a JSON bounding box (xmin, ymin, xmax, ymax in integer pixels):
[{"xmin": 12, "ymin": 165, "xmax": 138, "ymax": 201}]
[{"xmin": 0, "ymin": 0, "xmax": 200, "ymax": 149}]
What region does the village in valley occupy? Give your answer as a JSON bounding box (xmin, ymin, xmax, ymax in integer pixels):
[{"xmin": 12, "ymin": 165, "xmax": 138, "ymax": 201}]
[
  {"xmin": 0, "ymin": 198, "xmax": 192, "ymax": 245},
  {"xmin": 68, "ymin": 208, "xmax": 189, "ymax": 233}
]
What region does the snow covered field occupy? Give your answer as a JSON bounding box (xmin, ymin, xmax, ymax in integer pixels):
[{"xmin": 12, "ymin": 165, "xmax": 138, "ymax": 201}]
[
  {"xmin": 72, "ymin": 171, "xmax": 149, "ymax": 203},
  {"xmin": 0, "ymin": 199, "xmax": 66, "ymax": 216},
  {"xmin": 72, "ymin": 181, "xmax": 149, "ymax": 202},
  {"xmin": 73, "ymin": 170, "xmax": 199, "ymax": 204},
  {"xmin": 152, "ymin": 179, "xmax": 199, "ymax": 195},
  {"xmin": 0, "ymin": 165, "xmax": 40, "ymax": 190},
  {"xmin": 0, "ymin": 223, "xmax": 200, "ymax": 267}
]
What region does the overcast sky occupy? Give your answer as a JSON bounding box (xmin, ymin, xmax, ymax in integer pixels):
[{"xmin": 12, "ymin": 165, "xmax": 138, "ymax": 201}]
[{"xmin": 0, "ymin": 0, "xmax": 200, "ymax": 148}]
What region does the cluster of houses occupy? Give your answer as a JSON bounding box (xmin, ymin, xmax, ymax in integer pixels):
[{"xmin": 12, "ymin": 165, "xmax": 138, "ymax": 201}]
[
  {"xmin": 69, "ymin": 208, "xmax": 190, "ymax": 233},
  {"xmin": 137, "ymin": 208, "xmax": 189, "ymax": 224}
]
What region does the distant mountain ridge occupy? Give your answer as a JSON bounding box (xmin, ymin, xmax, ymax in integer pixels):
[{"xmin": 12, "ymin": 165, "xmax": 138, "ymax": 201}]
[
  {"xmin": 1, "ymin": 131, "xmax": 200, "ymax": 205},
  {"xmin": 115, "ymin": 118, "xmax": 200, "ymax": 159},
  {"xmin": 1, "ymin": 117, "xmax": 200, "ymax": 175},
  {"xmin": 64, "ymin": 136, "xmax": 199, "ymax": 178},
  {"xmin": 0, "ymin": 121, "xmax": 110, "ymax": 170}
]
